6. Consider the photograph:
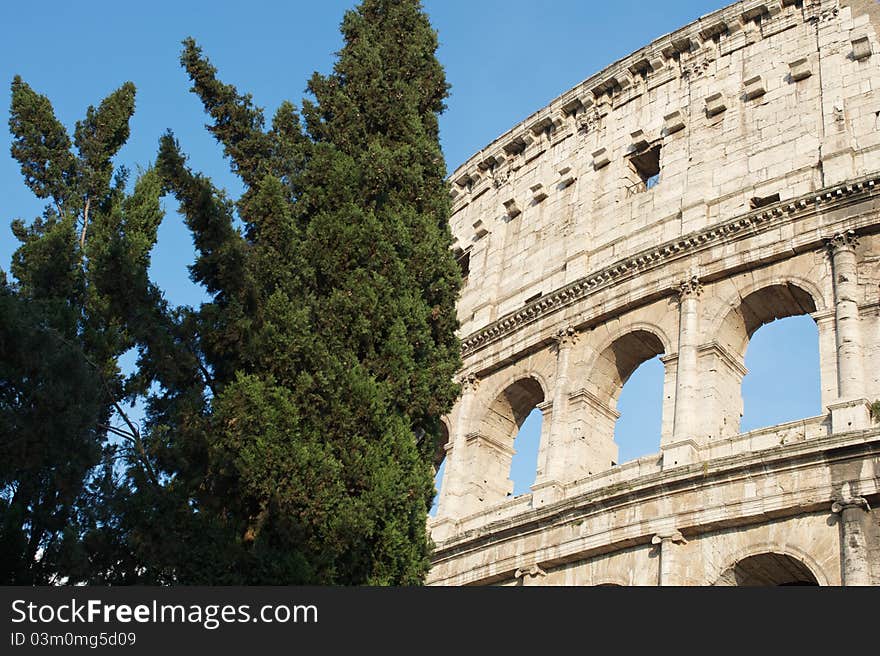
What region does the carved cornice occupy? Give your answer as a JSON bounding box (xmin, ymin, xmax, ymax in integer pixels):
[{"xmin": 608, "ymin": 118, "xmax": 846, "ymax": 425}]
[
  {"xmin": 459, "ymin": 174, "xmax": 879, "ymax": 357},
  {"xmin": 697, "ymin": 340, "xmax": 748, "ymax": 378},
  {"xmin": 568, "ymin": 387, "xmax": 620, "ymax": 422},
  {"xmin": 465, "ymin": 432, "xmax": 515, "ymax": 457}
]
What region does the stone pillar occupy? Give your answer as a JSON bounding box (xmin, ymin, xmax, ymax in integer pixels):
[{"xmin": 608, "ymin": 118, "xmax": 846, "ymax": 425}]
[
  {"xmin": 652, "ymin": 530, "xmax": 688, "ymax": 586},
  {"xmin": 827, "ymin": 231, "xmax": 869, "ymax": 432},
  {"xmin": 437, "ymin": 373, "xmax": 479, "ymax": 520},
  {"xmin": 534, "ymin": 327, "xmax": 577, "ymax": 504},
  {"xmin": 665, "ymin": 276, "xmax": 702, "ymax": 467},
  {"xmin": 831, "ymin": 496, "xmax": 872, "ymax": 586},
  {"xmin": 514, "ymin": 564, "xmax": 546, "ymax": 586}
]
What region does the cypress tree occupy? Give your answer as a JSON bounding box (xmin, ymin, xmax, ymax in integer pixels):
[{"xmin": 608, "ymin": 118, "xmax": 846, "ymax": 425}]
[
  {"xmin": 130, "ymin": 0, "xmax": 462, "ymax": 583},
  {"xmin": 1, "ymin": 77, "xmax": 164, "ymax": 583}
]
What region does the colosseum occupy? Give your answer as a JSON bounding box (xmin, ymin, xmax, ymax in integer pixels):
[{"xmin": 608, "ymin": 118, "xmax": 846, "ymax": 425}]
[{"xmin": 427, "ymin": 0, "xmax": 880, "ymax": 586}]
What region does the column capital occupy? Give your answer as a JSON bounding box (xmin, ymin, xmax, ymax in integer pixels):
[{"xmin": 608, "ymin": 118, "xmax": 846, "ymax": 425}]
[
  {"xmin": 827, "ymin": 230, "xmax": 859, "ymax": 254},
  {"xmin": 552, "ymin": 325, "xmax": 579, "ymax": 349},
  {"xmin": 831, "ymin": 496, "xmax": 871, "ymax": 514},
  {"xmin": 676, "ymin": 275, "xmax": 703, "ymax": 301},
  {"xmin": 652, "ymin": 530, "xmax": 688, "ymax": 546},
  {"xmin": 514, "ymin": 564, "xmax": 547, "ymax": 582},
  {"xmin": 459, "ymin": 372, "xmax": 480, "ymax": 393}
]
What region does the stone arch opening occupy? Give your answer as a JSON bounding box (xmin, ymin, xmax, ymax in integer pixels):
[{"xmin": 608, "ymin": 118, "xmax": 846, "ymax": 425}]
[
  {"xmin": 510, "ymin": 407, "xmax": 543, "ymax": 496},
  {"xmin": 718, "ymin": 283, "xmax": 818, "ymax": 356},
  {"xmin": 429, "ymin": 421, "xmax": 450, "ymax": 518},
  {"xmin": 713, "ymin": 552, "xmax": 820, "ymax": 586},
  {"xmin": 579, "ymin": 330, "xmax": 667, "ymax": 472},
  {"xmin": 470, "ymin": 377, "xmax": 546, "ymax": 506},
  {"xmin": 713, "ymin": 283, "xmax": 820, "ymax": 437},
  {"xmin": 741, "ymin": 315, "xmax": 820, "ymax": 431}
]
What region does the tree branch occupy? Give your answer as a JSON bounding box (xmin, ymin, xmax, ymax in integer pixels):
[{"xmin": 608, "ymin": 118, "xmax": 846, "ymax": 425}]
[{"xmin": 79, "ymin": 196, "xmax": 91, "ymax": 251}]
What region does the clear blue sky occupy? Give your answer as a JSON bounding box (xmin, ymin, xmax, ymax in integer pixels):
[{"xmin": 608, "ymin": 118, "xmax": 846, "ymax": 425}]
[{"xmin": 0, "ymin": 1, "xmax": 821, "ymax": 506}]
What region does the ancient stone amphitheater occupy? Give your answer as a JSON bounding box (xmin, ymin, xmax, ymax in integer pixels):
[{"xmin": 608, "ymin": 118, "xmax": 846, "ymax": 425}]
[{"xmin": 427, "ymin": 0, "xmax": 880, "ymax": 586}]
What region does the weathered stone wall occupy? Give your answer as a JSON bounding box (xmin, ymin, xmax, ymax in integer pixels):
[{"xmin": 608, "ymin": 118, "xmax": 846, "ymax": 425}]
[{"xmin": 432, "ymin": 0, "xmax": 880, "ymax": 586}]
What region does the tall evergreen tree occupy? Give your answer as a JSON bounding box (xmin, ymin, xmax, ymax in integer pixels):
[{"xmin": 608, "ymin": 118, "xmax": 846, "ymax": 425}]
[
  {"xmin": 1, "ymin": 78, "xmax": 164, "ymax": 583},
  {"xmin": 2, "ymin": 0, "xmax": 460, "ymax": 585},
  {"xmin": 125, "ymin": 0, "xmax": 462, "ymax": 583}
]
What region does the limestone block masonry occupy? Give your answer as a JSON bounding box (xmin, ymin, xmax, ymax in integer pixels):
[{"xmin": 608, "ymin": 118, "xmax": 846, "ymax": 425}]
[{"xmin": 429, "ymin": 0, "xmax": 880, "ymax": 586}]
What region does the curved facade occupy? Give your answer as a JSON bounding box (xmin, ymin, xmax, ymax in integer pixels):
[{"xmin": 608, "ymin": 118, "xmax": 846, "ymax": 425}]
[{"xmin": 429, "ymin": 0, "xmax": 880, "ymax": 586}]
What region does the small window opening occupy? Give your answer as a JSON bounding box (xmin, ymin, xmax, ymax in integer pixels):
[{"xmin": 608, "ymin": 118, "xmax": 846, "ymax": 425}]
[
  {"xmin": 628, "ymin": 144, "xmax": 661, "ymax": 194},
  {"xmin": 749, "ymin": 193, "xmax": 780, "ymax": 209},
  {"xmin": 524, "ymin": 292, "xmax": 542, "ymax": 305}
]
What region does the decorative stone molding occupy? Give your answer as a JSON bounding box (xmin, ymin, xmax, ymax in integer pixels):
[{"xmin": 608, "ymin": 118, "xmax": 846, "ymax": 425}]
[
  {"xmin": 459, "ymin": 372, "xmax": 480, "ymax": 393},
  {"xmin": 789, "ymin": 57, "xmax": 812, "ymax": 82},
  {"xmin": 697, "ymin": 341, "xmax": 748, "ymax": 378},
  {"xmin": 514, "ymin": 564, "xmax": 546, "ymax": 584},
  {"xmin": 743, "ymin": 75, "xmax": 766, "ymax": 100},
  {"xmin": 668, "ymin": 35, "xmax": 695, "ymax": 55},
  {"xmin": 536, "ymin": 399, "xmax": 554, "ymax": 417},
  {"xmin": 458, "ymin": 175, "xmax": 879, "ymax": 356},
  {"xmin": 464, "ymin": 432, "xmax": 515, "ymax": 457},
  {"xmin": 698, "ymin": 19, "xmax": 728, "ymax": 43},
  {"xmin": 826, "ymin": 229, "xmax": 860, "ymax": 254},
  {"xmin": 677, "ymin": 275, "xmax": 704, "ymax": 301},
  {"xmin": 569, "ymin": 388, "xmax": 620, "ymax": 423},
  {"xmin": 683, "ymin": 54, "xmax": 716, "ymax": 80},
  {"xmin": 577, "ymin": 107, "xmax": 605, "ymax": 135},
  {"xmin": 530, "ymin": 182, "xmax": 548, "ymax": 203},
  {"xmin": 558, "ymin": 165, "xmax": 576, "ymax": 188},
  {"xmin": 503, "ymin": 198, "xmax": 521, "ymax": 219},
  {"xmin": 651, "ymin": 530, "xmax": 687, "ymax": 546},
  {"xmin": 705, "ymin": 92, "xmax": 727, "ymax": 117},
  {"xmin": 552, "ymin": 326, "xmax": 579, "ymax": 349},
  {"xmin": 739, "ymin": 4, "xmax": 768, "ymax": 23},
  {"xmin": 560, "ymin": 97, "xmax": 584, "ymax": 117},
  {"xmin": 805, "ymin": 0, "xmax": 838, "ymax": 24},
  {"xmin": 630, "ymin": 129, "xmax": 650, "ymax": 152},
  {"xmin": 663, "ymin": 110, "xmax": 686, "ymax": 135},
  {"xmin": 831, "ymin": 496, "xmax": 871, "ymax": 514}
]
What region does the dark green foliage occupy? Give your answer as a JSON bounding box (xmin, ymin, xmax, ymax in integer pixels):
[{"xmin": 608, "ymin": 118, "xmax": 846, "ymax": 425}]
[
  {"xmin": 870, "ymin": 400, "xmax": 880, "ymax": 422},
  {"xmin": 3, "ymin": 0, "xmax": 460, "ymax": 585},
  {"xmin": 127, "ymin": 0, "xmax": 461, "ymax": 584},
  {"xmin": 2, "ymin": 78, "xmax": 164, "ymax": 583}
]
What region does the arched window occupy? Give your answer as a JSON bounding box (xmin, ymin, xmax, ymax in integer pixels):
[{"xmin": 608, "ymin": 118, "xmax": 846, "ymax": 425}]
[
  {"xmin": 582, "ymin": 330, "xmax": 667, "ymax": 471},
  {"xmin": 713, "ymin": 553, "xmax": 820, "ymax": 586},
  {"xmin": 741, "ymin": 315, "xmax": 820, "ymax": 431},
  {"xmin": 615, "ymin": 355, "xmax": 665, "ymax": 463},
  {"xmin": 469, "ymin": 377, "xmax": 546, "ymax": 507},
  {"xmin": 510, "ymin": 407, "xmax": 543, "ymax": 496},
  {"xmin": 716, "ymin": 283, "xmax": 821, "ymax": 436}
]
